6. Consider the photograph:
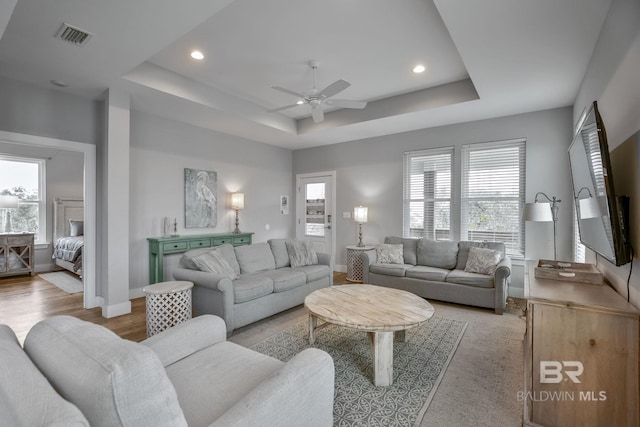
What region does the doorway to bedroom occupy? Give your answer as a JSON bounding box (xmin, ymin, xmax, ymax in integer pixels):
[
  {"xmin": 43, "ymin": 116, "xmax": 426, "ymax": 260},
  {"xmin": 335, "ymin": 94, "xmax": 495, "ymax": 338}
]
[{"xmin": 0, "ymin": 130, "xmax": 97, "ymax": 309}]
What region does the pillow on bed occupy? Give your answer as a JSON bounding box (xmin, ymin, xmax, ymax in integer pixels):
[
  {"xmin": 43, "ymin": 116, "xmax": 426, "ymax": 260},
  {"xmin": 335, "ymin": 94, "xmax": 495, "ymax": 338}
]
[{"xmin": 69, "ymin": 220, "xmax": 84, "ymax": 237}]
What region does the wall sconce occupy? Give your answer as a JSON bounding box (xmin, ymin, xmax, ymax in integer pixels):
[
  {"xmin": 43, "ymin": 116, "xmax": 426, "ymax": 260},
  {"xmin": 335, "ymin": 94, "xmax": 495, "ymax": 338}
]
[
  {"xmin": 0, "ymin": 195, "xmax": 19, "ymax": 233},
  {"xmin": 353, "ymin": 206, "xmax": 368, "ymax": 247},
  {"xmin": 231, "ymin": 192, "xmax": 244, "ymax": 234},
  {"xmin": 575, "ymin": 187, "xmax": 607, "ymax": 219},
  {"xmin": 522, "ymin": 192, "xmax": 561, "ymax": 260}
]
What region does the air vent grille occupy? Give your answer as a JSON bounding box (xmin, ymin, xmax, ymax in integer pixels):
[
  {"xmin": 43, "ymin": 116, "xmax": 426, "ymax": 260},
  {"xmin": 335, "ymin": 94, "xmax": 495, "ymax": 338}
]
[{"xmin": 55, "ymin": 23, "xmax": 93, "ymax": 47}]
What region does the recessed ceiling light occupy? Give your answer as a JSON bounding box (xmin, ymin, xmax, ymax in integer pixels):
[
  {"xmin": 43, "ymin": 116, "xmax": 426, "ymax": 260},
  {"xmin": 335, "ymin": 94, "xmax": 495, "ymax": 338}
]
[
  {"xmin": 190, "ymin": 50, "xmax": 204, "ymax": 60},
  {"xmin": 296, "ymin": 100, "xmax": 304, "ymax": 105},
  {"xmin": 413, "ymin": 64, "xmax": 426, "ymax": 74},
  {"xmin": 50, "ymin": 79, "xmax": 69, "ymax": 88}
]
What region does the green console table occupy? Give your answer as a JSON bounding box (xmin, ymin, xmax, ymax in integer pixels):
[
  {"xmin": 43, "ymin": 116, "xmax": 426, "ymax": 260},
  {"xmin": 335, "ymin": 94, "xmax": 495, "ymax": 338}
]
[{"xmin": 147, "ymin": 232, "xmax": 253, "ymax": 284}]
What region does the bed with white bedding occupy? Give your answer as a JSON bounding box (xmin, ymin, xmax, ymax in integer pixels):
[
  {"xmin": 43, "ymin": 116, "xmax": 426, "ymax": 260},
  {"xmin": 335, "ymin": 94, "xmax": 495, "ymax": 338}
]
[{"xmin": 52, "ymin": 198, "xmax": 84, "ymax": 277}]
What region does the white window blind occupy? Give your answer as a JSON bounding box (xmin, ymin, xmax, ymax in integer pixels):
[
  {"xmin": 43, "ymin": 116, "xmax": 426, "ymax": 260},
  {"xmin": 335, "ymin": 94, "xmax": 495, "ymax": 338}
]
[
  {"xmin": 403, "ymin": 147, "xmax": 453, "ymax": 240},
  {"xmin": 460, "ymin": 140, "xmax": 525, "ymax": 256}
]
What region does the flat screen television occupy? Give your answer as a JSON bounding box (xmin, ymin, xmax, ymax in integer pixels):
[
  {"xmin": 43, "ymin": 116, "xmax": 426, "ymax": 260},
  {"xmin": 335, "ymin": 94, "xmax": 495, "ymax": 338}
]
[{"xmin": 568, "ymin": 101, "xmax": 631, "ymax": 266}]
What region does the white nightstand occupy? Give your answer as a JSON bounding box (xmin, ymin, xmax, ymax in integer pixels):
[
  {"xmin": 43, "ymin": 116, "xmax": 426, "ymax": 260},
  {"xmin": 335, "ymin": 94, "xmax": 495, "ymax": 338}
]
[{"xmin": 345, "ymin": 245, "xmax": 375, "ymax": 282}]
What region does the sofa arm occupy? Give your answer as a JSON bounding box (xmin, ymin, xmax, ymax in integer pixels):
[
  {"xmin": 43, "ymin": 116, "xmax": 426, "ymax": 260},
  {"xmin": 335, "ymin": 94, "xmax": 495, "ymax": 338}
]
[
  {"xmin": 360, "ymin": 249, "xmax": 377, "ymax": 283},
  {"xmin": 316, "ymin": 252, "xmax": 333, "ymax": 285},
  {"xmin": 493, "ymin": 256, "xmax": 512, "ymax": 314},
  {"xmin": 172, "ymin": 267, "xmax": 234, "ymax": 293},
  {"xmin": 209, "ymin": 348, "xmax": 334, "ymax": 427},
  {"xmin": 142, "ymin": 315, "xmax": 227, "ymax": 367}
]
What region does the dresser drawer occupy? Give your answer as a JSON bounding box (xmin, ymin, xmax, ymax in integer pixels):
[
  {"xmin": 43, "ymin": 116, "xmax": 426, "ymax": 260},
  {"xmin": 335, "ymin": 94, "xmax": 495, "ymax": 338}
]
[
  {"xmin": 189, "ymin": 239, "xmax": 211, "ymax": 249},
  {"xmin": 233, "ymin": 236, "xmax": 251, "ymax": 245},
  {"xmin": 213, "ymin": 238, "xmax": 232, "ymax": 245},
  {"xmin": 162, "ymin": 241, "xmax": 188, "ymax": 252}
]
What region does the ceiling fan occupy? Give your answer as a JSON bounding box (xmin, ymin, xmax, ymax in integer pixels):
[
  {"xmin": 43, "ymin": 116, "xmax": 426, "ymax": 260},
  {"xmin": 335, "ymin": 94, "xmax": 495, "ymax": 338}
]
[{"xmin": 267, "ymin": 60, "xmax": 367, "ymax": 123}]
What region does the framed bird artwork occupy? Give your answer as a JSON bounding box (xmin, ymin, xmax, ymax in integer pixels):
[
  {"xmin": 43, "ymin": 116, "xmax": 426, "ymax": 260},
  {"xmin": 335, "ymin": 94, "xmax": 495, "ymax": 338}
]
[{"xmin": 184, "ymin": 168, "xmax": 217, "ymax": 228}]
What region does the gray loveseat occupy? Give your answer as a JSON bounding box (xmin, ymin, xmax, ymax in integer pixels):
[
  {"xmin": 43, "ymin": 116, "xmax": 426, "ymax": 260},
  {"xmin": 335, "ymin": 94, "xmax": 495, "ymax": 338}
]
[
  {"xmin": 0, "ymin": 315, "xmax": 334, "ymax": 427},
  {"xmin": 361, "ymin": 237, "xmax": 511, "ymax": 314},
  {"xmin": 173, "ymin": 239, "xmax": 332, "ymax": 335}
]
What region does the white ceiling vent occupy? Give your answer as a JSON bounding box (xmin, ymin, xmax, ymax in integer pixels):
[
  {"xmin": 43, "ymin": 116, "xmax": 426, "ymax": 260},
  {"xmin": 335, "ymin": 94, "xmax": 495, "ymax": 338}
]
[{"xmin": 55, "ymin": 23, "xmax": 94, "ymax": 47}]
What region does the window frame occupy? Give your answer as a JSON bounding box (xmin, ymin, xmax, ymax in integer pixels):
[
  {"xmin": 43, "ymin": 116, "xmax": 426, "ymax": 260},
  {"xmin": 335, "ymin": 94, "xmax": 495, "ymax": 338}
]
[
  {"xmin": 403, "ymin": 147, "xmax": 454, "ymax": 240},
  {"xmin": 460, "ymin": 139, "xmax": 526, "ymax": 257},
  {"xmin": 0, "ymin": 155, "xmax": 47, "ymax": 243}
]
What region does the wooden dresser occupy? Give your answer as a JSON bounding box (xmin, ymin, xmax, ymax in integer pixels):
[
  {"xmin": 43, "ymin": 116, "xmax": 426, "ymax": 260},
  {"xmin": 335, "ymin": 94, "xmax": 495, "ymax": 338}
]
[
  {"xmin": 147, "ymin": 232, "xmax": 253, "ymax": 284},
  {"xmin": 524, "ymin": 260, "xmax": 639, "ymax": 426},
  {"xmin": 0, "ymin": 233, "xmax": 35, "ymax": 278}
]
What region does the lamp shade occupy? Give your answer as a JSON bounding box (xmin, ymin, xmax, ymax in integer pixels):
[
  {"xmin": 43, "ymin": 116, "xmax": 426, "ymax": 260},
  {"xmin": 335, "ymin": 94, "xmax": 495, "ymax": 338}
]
[
  {"xmin": 0, "ymin": 195, "xmax": 19, "ymax": 209},
  {"xmin": 579, "ymin": 196, "xmax": 607, "ymax": 219},
  {"xmin": 522, "ymin": 202, "xmax": 553, "ymax": 222},
  {"xmin": 230, "ymin": 192, "xmax": 244, "ymax": 210},
  {"xmin": 353, "ymin": 206, "xmax": 368, "ymax": 223}
]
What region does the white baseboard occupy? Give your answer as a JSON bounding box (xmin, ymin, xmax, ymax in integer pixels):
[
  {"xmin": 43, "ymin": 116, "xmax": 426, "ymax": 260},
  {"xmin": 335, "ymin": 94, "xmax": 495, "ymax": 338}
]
[
  {"xmin": 334, "ymin": 264, "xmax": 346, "ymax": 273},
  {"xmin": 34, "ymin": 263, "xmax": 56, "ymax": 273},
  {"xmin": 508, "ymin": 286, "xmax": 524, "ymax": 298},
  {"xmin": 101, "ymin": 300, "xmax": 132, "ymax": 318},
  {"xmin": 130, "ymin": 287, "xmax": 145, "ymax": 299}
]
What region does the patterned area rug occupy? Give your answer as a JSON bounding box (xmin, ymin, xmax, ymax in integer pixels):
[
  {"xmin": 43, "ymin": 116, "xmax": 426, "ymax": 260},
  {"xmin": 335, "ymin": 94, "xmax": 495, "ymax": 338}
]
[
  {"xmin": 251, "ymin": 317, "xmax": 467, "ymax": 427},
  {"xmin": 39, "ymin": 272, "xmax": 83, "ymax": 294}
]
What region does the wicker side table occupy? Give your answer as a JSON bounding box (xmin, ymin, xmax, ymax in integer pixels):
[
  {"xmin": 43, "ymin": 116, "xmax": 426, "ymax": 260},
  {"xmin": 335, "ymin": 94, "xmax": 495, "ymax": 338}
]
[
  {"xmin": 345, "ymin": 245, "xmax": 375, "ymax": 282},
  {"xmin": 142, "ymin": 280, "xmax": 194, "ymax": 337}
]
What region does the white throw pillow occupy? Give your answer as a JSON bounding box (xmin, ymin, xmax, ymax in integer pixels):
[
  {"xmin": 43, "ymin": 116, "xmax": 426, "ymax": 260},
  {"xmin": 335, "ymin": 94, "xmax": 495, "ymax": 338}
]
[
  {"xmin": 286, "ymin": 239, "xmax": 318, "ymax": 268},
  {"xmin": 69, "ymin": 219, "xmax": 84, "ymax": 236},
  {"xmin": 464, "ymin": 247, "xmax": 502, "ymax": 275},
  {"xmin": 192, "ymin": 248, "xmax": 239, "ymax": 279},
  {"xmin": 376, "ymin": 244, "xmax": 404, "ymax": 264}
]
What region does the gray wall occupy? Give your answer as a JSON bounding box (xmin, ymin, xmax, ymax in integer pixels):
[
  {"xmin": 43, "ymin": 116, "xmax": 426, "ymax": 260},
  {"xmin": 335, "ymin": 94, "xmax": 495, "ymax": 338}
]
[
  {"xmin": 128, "ymin": 111, "xmax": 295, "ymax": 291},
  {"xmin": 573, "ymin": 0, "xmax": 640, "ymax": 307},
  {"xmin": 293, "ymin": 107, "xmax": 575, "ymax": 293}
]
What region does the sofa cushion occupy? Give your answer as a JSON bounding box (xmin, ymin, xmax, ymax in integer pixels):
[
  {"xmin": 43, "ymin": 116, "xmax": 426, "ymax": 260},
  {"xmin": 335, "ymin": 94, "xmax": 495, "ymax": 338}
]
[
  {"xmin": 268, "ymin": 238, "xmax": 291, "ymax": 268},
  {"xmin": 23, "ymin": 316, "xmax": 187, "ymax": 427},
  {"xmin": 165, "ymin": 341, "xmax": 283, "ymax": 427},
  {"xmin": 384, "ymin": 236, "xmax": 419, "ymax": 265},
  {"xmin": 233, "ymin": 275, "xmax": 274, "ymax": 303},
  {"xmin": 369, "ymin": 263, "xmax": 410, "ymax": 277},
  {"xmin": 405, "ymin": 265, "xmax": 450, "ymax": 282},
  {"xmin": 291, "ymin": 264, "xmax": 330, "ymax": 282},
  {"xmin": 180, "ymin": 243, "xmax": 240, "ymax": 275},
  {"xmin": 455, "ymin": 241, "xmax": 506, "ymax": 271},
  {"xmin": 286, "ymin": 239, "xmax": 318, "ymax": 268},
  {"xmin": 417, "ymin": 239, "xmax": 459, "ymax": 269},
  {"xmin": 375, "ymin": 244, "xmax": 404, "ymax": 264},
  {"xmin": 464, "ymin": 247, "xmax": 503, "ymax": 275},
  {"xmin": 192, "ymin": 248, "xmax": 239, "ymax": 279},
  {"xmin": 260, "ymin": 268, "xmax": 307, "ymax": 292},
  {"xmin": 446, "ymin": 269, "xmax": 494, "ymax": 288},
  {"xmin": 0, "ymin": 325, "xmax": 89, "ymax": 427},
  {"xmin": 235, "ymin": 242, "xmax": 277, "ymax": 274}
]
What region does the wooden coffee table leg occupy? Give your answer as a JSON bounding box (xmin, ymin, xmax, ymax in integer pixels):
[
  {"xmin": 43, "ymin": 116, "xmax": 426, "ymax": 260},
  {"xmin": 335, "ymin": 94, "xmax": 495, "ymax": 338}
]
[
  {"xmin": 309, "ymin": 314, "xmax": 317, "ymax": 345},
  {"xmin": 371, "ymin": 331, "xmax": 394, "ymax": 386}
]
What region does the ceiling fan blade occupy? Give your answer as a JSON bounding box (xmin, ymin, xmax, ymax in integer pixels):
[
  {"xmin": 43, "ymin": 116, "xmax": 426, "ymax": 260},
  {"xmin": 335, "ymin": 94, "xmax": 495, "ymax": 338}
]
[
  {"xmin": 266, "ymin": 103, "xmax": 301, "ymax": 113},
  {"xmin": 318, "ymin": 79, "xmax": 350, "ymax": 99},
  {"xmin": 311, "ymin": 106, "xmax": 324, "ymax": 123},
  {"xmin": 270, "ymin": 86, "xmax": 305, "ymax": 98},
  {"xmin": 325, "ymin": 99, "xmax": 367, "ymax": 109}
]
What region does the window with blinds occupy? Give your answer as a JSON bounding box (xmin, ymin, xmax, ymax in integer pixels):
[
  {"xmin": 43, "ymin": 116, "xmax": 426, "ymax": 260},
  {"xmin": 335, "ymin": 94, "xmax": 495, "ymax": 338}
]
[
  {"xmin": 460, "ymin": 140, "xmax": 525, "ymax": 256},
  {"xmin": 403, "ymin": 147, "xmax": 453, "ymax": 240}
]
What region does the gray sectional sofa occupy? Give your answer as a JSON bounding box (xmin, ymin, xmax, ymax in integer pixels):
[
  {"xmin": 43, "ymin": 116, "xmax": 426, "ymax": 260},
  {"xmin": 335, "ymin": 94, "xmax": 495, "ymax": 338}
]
[
  {"xmin": 173, "ymin": 239, "xmax": 332, "ymax": 335},
  {"xmin": 361, "ymin": 237, "xmax": 511, "ymax": 314},
  {"xmin": 0, "ymin": 315, "xmax": 334, "ymax": 427}
]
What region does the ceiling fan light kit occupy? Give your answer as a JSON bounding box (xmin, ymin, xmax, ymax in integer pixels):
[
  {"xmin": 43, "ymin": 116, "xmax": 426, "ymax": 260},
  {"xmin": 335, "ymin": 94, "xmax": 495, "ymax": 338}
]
[{"xmin": 268, "ymin": 60, "xmax": 367, "ymax": 123}]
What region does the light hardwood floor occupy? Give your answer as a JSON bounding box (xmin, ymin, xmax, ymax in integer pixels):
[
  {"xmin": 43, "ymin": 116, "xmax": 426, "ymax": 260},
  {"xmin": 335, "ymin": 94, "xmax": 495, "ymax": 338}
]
[{"xmin": 0, "ymin": 271, "xmax": 350, "ymax": 344}]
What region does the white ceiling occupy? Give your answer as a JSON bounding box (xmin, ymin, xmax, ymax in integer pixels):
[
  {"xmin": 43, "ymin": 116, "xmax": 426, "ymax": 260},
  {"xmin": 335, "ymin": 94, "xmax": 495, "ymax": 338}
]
[{"xmin": 0, "ymin": 0, "xmax": 612, "ymax": 149}]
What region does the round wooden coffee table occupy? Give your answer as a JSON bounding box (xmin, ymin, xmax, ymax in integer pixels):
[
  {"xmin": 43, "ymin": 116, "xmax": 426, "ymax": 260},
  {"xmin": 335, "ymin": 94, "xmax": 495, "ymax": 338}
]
[{"xmin": 304, "ymin": 284, "xmax": 435, "ymax": 386}]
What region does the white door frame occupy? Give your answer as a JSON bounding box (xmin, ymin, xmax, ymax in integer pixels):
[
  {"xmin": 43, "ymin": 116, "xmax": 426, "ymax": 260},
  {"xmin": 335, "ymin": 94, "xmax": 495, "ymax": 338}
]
[
  {"xmin": 296, "ymin": 171, "xmax": 337, "ymax": 265},
  {"xmin": 0, "ymin": 130, "xmax": 98, "ymax": 309}
]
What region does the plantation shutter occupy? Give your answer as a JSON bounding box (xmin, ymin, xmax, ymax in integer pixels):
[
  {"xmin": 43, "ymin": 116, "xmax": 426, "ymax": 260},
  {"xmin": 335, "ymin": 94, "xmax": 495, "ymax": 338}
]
[
  {"xmin": 403, "ymin": 147, "xmax": 453, "ymax": 240},
  {"xmin": 460, "ymin": 140, "xmax": 525, "ymax": 256}
]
